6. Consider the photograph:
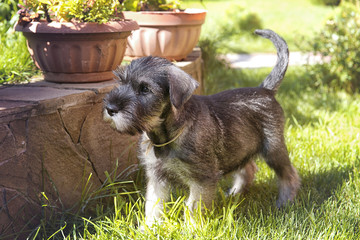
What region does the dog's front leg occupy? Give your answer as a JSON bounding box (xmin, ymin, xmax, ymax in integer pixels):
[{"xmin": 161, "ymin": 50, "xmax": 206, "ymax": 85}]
[{"xmin": 144, "ymin": 175, "xmax": 169, "ymax": 228}]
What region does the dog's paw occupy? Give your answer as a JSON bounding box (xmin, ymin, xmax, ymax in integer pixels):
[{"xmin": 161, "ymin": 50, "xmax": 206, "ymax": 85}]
[
  {"xmin": 139, "ymin": 220, "xmax": 155, "ymax": 233},
  {"xmin": 139, "ymin": 224, "xmax": 146, "ymax": 233},
  {"xmin": 226, "ymin": 187, "xmax": 243, "ymax": 197},
  {"xmin": 276, "ymin": 176, "xmax": 301, "ymax": 208}
]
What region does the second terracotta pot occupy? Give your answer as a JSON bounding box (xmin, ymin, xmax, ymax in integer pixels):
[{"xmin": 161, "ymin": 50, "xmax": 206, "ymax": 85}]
[{"xmin": 123, "ymin": 9, "xmax": 206, "ymax": 61}]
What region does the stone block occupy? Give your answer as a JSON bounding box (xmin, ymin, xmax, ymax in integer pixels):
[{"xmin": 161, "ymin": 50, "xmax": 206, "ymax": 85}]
[
  {"xmin": 0, "ymin": 124, "xmax": 17, "ymax": 162},
  {"xmin": 26, "ymin": 112, "xmax": 102, "ymax": 207},
  {"xmin": 0, "ymin": 154, "xmax": 30, "ymax": 193},
  {"xmin": 0, "ymin": 188, "xmax": 40, "ymax": 240},
  {"xmin": 60, "ymin": 104, "xmax": 93, "ymax": 143},
  {"xmin": 79, "ymin": 103, "xmax": 138, "ymax": 182}
]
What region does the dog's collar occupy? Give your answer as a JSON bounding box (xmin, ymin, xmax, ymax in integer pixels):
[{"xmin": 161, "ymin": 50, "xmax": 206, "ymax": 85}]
[{"xmin": 144, "ymin": 127, "xmax": 185, "ymax": 151}]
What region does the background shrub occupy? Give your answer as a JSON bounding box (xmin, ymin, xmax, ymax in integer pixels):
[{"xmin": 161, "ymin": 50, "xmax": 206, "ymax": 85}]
[
  {"xmin": 219, "ymin": 4, "xmax": 263, "ymax": 37},
  {"xmin": 310, "ymin": 1, "xmax": 360, "ymax": 92},
  {"xmin": 311, "ymin": 0, "xmax": 341, "ymax": 6},
  {"xmin": 0, "ymin": 0, "xmax": 17, "ymax": 21},
  {"xmin": 211, "ymin": 4, "xmax": 264, "ymax": 53}
]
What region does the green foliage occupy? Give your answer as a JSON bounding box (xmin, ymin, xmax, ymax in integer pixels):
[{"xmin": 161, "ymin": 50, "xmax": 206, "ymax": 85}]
[
  {"xmin": 310, "ymin": 0, "xmax": 341, "ymax": 6},
  {"xmin": 0, "ymin": 0, "xmax": 17, "ymax": 21},
  {"xmin": 221, "ymin": 4, "xmax": 263, "ymax": 35},
  {"xmin": 65, "ymin": 0, "xmax": 122, "ymax": 23},
  {"xmin": 199, "ymin": 37, "xmax": 240, "ymax": 94},
  {"xmin": 121, "ymin": 0, "xmax": 181, "ymax": 11},
  {"xmin": 310, "ymin": 1, "xmax": 360, "ymax": 92},
  {"xmin": 19, "ymin": 0, "xmax": 123, "ymax": 23},
  {"xmin": 200, "ymin": 4, "xmax": 263, "ymax": 54},
  {"xmin": 344, "ymin": 0, "xmax": 360, "ymax": 4},
  {"xmin": 0, "ymin": 9, "xmax": 39, "ymax": 84}
]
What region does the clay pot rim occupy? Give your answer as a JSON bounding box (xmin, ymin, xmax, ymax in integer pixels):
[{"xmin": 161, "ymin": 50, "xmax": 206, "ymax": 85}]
[
  {"xmin": 129, "ymin": 8, "xmax": 207, "ymax": 15},
  {"xmin": 14, "ymin": 19, "xmax": 139, "ymax": 34},
  {"xmin": 123, "ymin": 8, "xmax": 207, "ymax": 26}
]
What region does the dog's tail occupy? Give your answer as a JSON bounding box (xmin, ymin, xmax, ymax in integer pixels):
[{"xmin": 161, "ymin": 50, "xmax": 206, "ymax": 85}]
[{"xmin": 255, "ymin": 29, "xmax": 289, "ymax": 93}]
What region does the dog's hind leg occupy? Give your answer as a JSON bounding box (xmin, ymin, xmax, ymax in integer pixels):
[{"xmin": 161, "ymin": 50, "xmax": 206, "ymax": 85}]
[
  {"xmin": 228, "ymin": 160, "xmax": 258, "ymax": 195},
  {"xmin": 262, "ymin": 136, "xmax": 300, "ymax": 208},
  {"xmin": 186, "ymin": 182, "xmax": 216, "ymax": 216}
]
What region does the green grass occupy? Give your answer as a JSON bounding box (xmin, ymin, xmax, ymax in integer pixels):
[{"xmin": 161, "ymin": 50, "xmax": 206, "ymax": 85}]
[
  {"xmin": 20, "ymin": 65, "xmax": 360, "ymax": 239},
  {"xmin": 0, "ymin": 19, "xmax": 40, "ymax": 84},
  {"xmin": 183, "ymin": 0, "xmax": 334, "ymax": 52}
]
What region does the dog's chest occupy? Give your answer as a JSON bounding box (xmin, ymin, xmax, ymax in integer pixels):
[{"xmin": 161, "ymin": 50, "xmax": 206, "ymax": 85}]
[{"xmin": 139, "ymin": 141, "xmax": 192, "ymax": 184}]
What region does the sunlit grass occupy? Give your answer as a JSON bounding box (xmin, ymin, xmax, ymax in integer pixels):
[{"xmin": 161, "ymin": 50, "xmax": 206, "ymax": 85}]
[
  {"xmin": 183, "ymin": 0, "xmax": 334, "ymax": 52},
  {"xmin": 0, "ymin": 21, "xmax": 39, "ymax": 84}
]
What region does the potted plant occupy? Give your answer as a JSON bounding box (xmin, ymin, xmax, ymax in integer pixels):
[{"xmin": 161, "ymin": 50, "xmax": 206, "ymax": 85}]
[
  {"xmin": 15, "ymin": 0, "xmax": 139, "ymax": 83},
  {"xmin": 121, "ymin": 0, "xmax": 206, "ymax": 61}
]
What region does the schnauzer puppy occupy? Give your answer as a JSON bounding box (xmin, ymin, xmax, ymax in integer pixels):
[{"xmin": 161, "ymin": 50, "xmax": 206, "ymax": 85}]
[{"xmin": 104, "ymin": 29, "xmax": 300, "ymax": 227}]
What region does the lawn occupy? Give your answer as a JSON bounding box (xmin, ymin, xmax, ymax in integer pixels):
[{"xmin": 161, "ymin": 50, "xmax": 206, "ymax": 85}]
[
  {"xmin": 183, "ymin": 0, "xmax": 334, "ymax": 52},
  {"xmin": 0, "ymin": 20, "xmax": 40, "ymax": 84}
]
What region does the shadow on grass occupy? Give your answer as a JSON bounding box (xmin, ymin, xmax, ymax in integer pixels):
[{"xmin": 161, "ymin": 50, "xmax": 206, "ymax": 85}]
[
  {"xmin": 298, "ymin": 165, "xmax": 354, "ymax": 205},
  {"xmin": 228, "ymin": 163, "xmax": 354, "ymax": 218}
]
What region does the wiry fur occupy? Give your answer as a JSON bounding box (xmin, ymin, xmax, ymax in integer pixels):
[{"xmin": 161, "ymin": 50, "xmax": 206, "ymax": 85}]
[{"xmin": 104, "ymin": 29, "xmax": 300, "ymax": 227}]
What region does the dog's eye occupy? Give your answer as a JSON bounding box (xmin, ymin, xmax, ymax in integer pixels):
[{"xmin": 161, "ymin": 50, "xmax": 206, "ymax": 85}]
[{"xmin": 139, "ymin": 84, "xmax": 150, "ymax": 94}]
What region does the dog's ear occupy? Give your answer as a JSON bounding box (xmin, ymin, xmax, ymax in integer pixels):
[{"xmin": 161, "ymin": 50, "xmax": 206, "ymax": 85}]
[{"xmin": 168, "ymin": 66, "xmax": 199, "ymax": 109}]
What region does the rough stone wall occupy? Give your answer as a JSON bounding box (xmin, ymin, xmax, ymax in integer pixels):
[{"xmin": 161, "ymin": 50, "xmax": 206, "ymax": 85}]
[{"xmin": 0, "ymin": 81, "xmax": 139, "ymax": 238}]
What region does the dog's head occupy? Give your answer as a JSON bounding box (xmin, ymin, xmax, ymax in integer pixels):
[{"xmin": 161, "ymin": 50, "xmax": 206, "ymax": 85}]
[{"xmin": 103, "ymin": 56, "xmax": 199, "ymax": 135}]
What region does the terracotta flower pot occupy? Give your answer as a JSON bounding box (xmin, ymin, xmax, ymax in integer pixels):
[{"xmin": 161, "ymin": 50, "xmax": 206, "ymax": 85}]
[
  {"xmin": 123, "ymin": 9, "xmax": 206, "ymax": 61},
  {"xmin": 15, "ymin": 20, "xmax": 139, "ymax": 83}
]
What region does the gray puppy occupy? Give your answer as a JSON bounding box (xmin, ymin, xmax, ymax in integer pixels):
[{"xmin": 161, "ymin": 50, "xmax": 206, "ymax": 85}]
[{"xmin": 104, "ymin": 29, "xmax": 300, "ymax": 227}]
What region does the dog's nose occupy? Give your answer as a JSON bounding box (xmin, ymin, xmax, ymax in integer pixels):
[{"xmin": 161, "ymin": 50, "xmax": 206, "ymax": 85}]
[{"xmin": 106, "ymin": 107, "xmax": 118, "ymax": 117}]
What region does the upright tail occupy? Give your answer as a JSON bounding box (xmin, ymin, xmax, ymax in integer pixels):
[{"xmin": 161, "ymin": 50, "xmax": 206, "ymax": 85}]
[{"xmin": 255, "ymin": 29, "xmax": 289, "ymax": 93}]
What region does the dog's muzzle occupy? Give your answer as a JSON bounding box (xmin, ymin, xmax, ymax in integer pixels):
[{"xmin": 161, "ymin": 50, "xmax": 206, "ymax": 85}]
[{"xmin": 105, "ymin": 105, "xmax": 118, "ymax": 117}]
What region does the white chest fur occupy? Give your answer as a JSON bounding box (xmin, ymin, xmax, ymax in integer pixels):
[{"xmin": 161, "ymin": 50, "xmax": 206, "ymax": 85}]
[{"xmin": 139, "ymin": 133, "xmax": 192, "ymax": 184}]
